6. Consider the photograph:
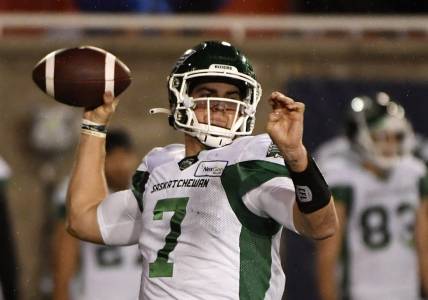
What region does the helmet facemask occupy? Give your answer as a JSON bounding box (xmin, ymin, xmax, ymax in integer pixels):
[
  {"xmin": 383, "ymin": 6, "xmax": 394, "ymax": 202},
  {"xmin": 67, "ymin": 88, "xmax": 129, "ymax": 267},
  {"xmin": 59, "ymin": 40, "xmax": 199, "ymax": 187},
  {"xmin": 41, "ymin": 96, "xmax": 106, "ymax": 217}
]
[{"xmin": 169, "ymin": 65, "xmax": 262, "ymax": 148}]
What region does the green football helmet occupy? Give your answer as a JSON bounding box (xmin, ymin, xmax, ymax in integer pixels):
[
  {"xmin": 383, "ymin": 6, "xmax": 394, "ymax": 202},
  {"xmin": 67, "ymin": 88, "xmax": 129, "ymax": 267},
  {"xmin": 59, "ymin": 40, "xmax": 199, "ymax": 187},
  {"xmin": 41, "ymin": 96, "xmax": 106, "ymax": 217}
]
[
  {"xmin": 346, "ymin": 92, "xmax": 415, "ymax": 170},
  {"xmin": 163, "ymin": 40, "xmax": 262, "ymax": 148}
]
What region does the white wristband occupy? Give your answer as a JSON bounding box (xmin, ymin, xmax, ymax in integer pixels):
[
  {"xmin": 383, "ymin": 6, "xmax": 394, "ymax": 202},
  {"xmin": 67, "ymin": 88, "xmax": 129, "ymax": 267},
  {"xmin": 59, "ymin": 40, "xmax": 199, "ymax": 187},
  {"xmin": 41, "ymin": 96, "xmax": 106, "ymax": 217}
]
[
  {"xmin": 81, "ymin": 118, "xmax": 107, "ymax": 126},
  {"xmin": 81, "ymin": 128, "xmax": 107, "ymax": 138}
]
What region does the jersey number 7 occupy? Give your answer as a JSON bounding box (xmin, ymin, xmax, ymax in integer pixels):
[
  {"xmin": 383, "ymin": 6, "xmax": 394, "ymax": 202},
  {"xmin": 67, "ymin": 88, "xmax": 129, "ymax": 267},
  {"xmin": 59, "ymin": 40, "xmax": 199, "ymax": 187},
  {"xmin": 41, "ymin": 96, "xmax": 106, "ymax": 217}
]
[{"xmin": 149, "ymin": 197, "xmax": 189, "ymax": 278}]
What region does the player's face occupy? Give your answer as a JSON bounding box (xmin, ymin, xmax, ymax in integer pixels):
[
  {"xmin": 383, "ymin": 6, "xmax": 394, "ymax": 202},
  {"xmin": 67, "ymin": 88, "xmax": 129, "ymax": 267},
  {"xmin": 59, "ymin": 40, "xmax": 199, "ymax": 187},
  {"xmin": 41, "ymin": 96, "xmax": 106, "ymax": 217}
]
[
  {"xmin": 371, "ymin": 130, "xmax": 403, "ymax": 158},
  {"xmin": 105, "ymin": 148, "xmax": 139, "ymax": 191},
  {"xmin": 191, "ymin": 82, "xmax": 241, "ymax": 129}
]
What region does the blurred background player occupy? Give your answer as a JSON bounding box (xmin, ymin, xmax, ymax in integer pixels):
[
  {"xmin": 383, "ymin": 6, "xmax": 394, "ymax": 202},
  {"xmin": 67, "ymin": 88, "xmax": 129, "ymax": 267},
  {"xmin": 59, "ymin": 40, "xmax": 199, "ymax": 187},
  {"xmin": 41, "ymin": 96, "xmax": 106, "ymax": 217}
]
[
  {"xmin": 51, "ymin": 128, "xmax": 141, "ymax": 300},
  {"xmin": 0, "ymin": 156, "xmax": 19, "ymax": 300},
  {"xmin": 315, "ymin": 92, "xmax": 428, "ymax": 300}
]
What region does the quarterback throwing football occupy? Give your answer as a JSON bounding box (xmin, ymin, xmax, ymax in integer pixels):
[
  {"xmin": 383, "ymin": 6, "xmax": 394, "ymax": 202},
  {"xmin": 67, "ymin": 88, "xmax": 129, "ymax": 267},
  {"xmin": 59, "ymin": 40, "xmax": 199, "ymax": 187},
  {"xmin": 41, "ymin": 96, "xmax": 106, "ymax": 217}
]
[{"xmin": 65, "ymin": 41, "xmax": 338, "ymax": 299}]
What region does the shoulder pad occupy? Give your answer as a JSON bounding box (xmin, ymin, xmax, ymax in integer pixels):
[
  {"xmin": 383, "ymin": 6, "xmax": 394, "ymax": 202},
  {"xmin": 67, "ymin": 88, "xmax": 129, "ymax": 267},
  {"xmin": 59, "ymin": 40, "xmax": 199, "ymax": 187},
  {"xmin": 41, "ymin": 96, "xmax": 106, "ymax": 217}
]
[
  {"xmin": 136, "ymin": 144, "xmax": 185, "ymax": 173},
  {"xmin": 221, "ymin": 134, "xmax": 285, "ymax": 165},
  {"xmin": 315, "ymin": 136, "xmax": 350, "ymax": 163},
  {"xmin": 398, "ymin": 155, "xmax": 427, "ymax": 177},
  {"xmin": 318, "ymin": 153, "xmax": 359, "ymax": 185},
  {"xmin": 318, "ymin": 153, "xmax": 354, "ymax": 172}
]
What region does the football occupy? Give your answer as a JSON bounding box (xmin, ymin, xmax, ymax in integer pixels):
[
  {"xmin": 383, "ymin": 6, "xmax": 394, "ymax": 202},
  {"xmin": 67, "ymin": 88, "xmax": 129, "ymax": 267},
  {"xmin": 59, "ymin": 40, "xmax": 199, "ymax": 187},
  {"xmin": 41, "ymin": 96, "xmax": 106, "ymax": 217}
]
[{"xmin": 32, "ymin": 46, "xmax": 131, "ymax": 109}]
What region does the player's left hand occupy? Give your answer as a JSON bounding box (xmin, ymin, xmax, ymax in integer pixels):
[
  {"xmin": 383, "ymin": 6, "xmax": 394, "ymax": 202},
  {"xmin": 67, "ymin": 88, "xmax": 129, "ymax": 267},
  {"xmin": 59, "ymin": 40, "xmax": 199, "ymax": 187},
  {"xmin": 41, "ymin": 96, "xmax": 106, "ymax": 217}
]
[{"xmin": 265, "ymin": 91, "xmax": 308, "ymax": 171}]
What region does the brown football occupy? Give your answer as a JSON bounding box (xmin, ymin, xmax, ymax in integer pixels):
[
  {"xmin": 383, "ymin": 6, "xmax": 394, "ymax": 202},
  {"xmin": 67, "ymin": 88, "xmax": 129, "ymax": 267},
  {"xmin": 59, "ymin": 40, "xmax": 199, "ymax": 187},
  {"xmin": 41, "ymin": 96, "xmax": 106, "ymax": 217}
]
[{"xmin": 32, "ymin": 46, "xmax": 131, "ymax": 109}]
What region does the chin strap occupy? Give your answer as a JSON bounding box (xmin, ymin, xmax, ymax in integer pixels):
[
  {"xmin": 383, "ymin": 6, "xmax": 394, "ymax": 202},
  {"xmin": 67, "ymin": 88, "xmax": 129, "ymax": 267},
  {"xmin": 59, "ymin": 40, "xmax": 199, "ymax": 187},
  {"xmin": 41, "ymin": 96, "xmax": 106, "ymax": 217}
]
[
  {"xmin": 196, "ymin": 131, "xmax": 233, "ymax": 148},
  {"xmin": 149, "ymin": 108, "xmax": 171, "ymax": 115}
]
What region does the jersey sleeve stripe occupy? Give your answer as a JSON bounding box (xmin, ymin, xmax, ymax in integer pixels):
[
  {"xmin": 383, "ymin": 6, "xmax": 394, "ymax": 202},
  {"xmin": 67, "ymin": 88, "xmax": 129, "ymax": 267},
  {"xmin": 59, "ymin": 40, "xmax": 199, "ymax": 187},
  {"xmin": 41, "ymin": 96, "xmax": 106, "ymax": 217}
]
[
  {"xmin": 131, "ymin": 170, "xmax": 150, "ymax": 212},
  {"xmin": 221, "ymin": 160, "xmax": 288, "ymax": 236},
  {"xmin": 331, "ymin": 185, "xmax": 354, "ymax": 217},
  {"xmin": 419, "ymin": 174, "xmax": 428, "ymax": 199},
  {"xmin": 0, "ymin": 180, "xmax": 7, "ymax": 194},
  {"xmin": 330, "ymin": 187, "xmax": 353, "ymax": 298},
  {"xmin": 331, "ymin": 186, "xmax": 353, "ymax": 203}
]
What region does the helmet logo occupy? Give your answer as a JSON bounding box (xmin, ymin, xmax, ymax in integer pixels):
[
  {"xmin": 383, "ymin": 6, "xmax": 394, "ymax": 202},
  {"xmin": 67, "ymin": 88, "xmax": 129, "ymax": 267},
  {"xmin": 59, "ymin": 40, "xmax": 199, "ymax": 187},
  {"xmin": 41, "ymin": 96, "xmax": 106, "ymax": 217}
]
[
  {"xmin": 173, "ymin": 78, "xmax": 181, "ymax": 88},
  {"xmin": 173, "ymin": 49, "xmax": 196, "ymax": 70},
  {"xmin": 209, "ymin": 64, "xmax": 238, "ymax": 72}
]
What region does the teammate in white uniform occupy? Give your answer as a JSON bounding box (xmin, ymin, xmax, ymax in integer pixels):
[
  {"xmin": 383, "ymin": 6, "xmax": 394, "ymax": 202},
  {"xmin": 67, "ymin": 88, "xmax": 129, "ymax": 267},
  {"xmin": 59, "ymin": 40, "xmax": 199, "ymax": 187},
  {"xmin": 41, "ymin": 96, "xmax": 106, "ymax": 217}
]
[
  {"xmin": 316, "ymin": 93, "xmax": 428, "ymax": 300},
  {"xmin": 65, "ymin": 40, "xmax": 338, "ymax": 299},
  {"xmin": 52, "ymin": 129, "xmax": 141, "ymax": 300}
]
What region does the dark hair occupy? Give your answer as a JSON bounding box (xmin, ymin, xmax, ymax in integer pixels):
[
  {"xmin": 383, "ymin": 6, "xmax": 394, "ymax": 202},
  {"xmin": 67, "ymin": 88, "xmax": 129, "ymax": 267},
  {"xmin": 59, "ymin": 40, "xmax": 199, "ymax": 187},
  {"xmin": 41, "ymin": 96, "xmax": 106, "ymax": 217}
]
[{"xmin": 105, "ymin": 128, "xmax": 134, "ymax": 154}]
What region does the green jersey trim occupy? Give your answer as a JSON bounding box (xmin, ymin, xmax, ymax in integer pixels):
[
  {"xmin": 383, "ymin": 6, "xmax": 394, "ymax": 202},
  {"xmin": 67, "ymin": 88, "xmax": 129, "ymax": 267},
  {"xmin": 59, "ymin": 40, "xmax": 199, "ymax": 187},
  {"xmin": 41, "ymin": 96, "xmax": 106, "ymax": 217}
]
[
  {"xmin": 239, "ymin": 227, "xmax": 274, "ymax": 300},
  {"xmin": 331, "ymin": 186, "xmax": 353, "ymax": 204},
  {"xmin": 419, "ymin": 173, "xmax": 428, "ymax": 199},
  {"xmin": 178, "ymin": 155, "xmax": 199, "ymax": 170},
  {"xmin": 221, "ymin": 160, "xmax": 288, "ymax": 300},
  {"xmin": 131, "ymin": 171, "xmax": 150, "ymax": 212},
  {"xmin": 331, "ymin": 185, "xmax": 354, "ymax": 300},
  {"xmin": 0, "ymin": 179, "xmax": 7, "ymax": 194},
  {"xmin": 221, "ymin": 160, "xmax": 288, "ymax": 236}
]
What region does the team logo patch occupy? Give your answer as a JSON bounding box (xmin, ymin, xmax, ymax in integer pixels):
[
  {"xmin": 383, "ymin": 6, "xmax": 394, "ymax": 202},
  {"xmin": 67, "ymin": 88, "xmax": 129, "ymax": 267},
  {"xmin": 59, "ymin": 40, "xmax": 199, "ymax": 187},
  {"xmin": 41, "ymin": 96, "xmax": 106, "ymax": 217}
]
[
  {"xmin": 178, "ymin": 156, "xmax": 199, "ymax": 170},
  {"xmin": 266, "ymin": 143, "xmax": 283, "ymax": 158},
  {"xmin": 295, "ymin": 185, "xmax": 312, "ymax": 202},
  {"xmin": 195, "ymin": 161, "xmax": 228, "ymax": 177}
]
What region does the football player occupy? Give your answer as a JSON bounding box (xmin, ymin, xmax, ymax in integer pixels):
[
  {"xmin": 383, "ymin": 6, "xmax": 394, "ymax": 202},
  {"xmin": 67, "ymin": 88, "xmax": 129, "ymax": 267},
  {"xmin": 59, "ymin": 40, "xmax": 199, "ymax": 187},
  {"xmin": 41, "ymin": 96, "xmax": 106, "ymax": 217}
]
[
  {"xmin": 315, "ymin": 93, "xmax": 428, "ymax": 300},
  {"xmin": 65, "ymin": 40, "xmax": 338, "ymax": 299},
  {"xmin": 0, "ymin": 156, "xmax": 18, "ymax": 300},
  {"xmin": 52, "ymin": 129, "xmax": 141, "ymax": 300}
]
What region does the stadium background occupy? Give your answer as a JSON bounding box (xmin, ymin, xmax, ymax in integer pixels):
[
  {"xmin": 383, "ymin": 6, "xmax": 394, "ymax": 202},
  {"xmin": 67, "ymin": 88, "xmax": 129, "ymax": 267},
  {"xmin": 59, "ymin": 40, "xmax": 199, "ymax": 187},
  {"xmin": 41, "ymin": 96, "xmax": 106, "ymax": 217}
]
[{"xmin": 1, "ymin": 1, "xmax": 428, "ymax": 299}]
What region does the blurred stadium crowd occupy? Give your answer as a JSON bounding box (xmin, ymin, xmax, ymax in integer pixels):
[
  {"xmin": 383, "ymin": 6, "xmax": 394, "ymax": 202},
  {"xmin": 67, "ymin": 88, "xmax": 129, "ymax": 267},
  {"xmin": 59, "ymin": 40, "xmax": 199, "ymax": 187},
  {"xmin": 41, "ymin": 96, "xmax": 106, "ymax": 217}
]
[{"xmin": 1, "ymin": 0, "xmax": 428, "ymax": 14}]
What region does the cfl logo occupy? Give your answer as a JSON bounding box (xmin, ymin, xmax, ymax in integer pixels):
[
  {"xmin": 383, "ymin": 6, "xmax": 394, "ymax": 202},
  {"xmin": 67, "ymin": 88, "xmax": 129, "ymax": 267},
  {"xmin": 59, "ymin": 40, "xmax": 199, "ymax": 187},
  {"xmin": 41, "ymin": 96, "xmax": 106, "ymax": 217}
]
[{"xmin": 295, "ymin": 185, "xmax": 312, "ymax": 203}]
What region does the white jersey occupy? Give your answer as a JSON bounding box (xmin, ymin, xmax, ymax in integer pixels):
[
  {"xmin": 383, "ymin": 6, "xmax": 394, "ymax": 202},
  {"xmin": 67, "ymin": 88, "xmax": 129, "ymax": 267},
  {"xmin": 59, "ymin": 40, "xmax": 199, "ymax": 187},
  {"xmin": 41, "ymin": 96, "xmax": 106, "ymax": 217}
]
[
  {"xmin": 76, "ymin": 243, "xmax": 142, "ymax": 300},
  {"xmin": 320, "ymin": 151, "xmax": 428, "ymax": 300},
  {"xmin": 53, "ymin": 178, "xmax": 142, "ymax": 300},
  {"xmin": 0, "ymin": 156, "xmax": 11, "ymax": 182},
  {"xmin": 98, "ymin": 134, "xmax": 298, "ymax": 300},
  {"xmin": 415, "ymin": 135, "xmax": 428, "ymax": 163},
  {"xmin": 314, "ymin": 135, "xmax": 350, "ymax": 164}
]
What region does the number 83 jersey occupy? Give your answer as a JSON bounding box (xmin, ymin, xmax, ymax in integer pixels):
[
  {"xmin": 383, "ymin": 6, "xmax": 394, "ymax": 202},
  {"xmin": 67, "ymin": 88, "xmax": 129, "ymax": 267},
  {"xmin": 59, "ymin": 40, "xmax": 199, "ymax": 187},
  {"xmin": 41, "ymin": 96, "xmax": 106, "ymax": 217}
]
[
  {"xmin": 97, "ymin": 134, "xmax": 299, "ymax": 300},
  {"xmin": 320, "ymin": 152, "xmax": 428, "ymax": 300}
]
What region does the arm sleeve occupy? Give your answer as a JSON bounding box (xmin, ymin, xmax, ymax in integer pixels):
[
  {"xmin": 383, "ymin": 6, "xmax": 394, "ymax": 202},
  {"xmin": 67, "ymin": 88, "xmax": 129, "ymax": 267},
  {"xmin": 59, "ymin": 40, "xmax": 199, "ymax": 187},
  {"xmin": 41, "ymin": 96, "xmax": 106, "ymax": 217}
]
[
  {"xmin": 97, "ymin": 190, "xmax": 142, "ymax": 246},
  {"xmin": 242, "ymin": 176, "xmax": 298, "ymax": 234}
]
